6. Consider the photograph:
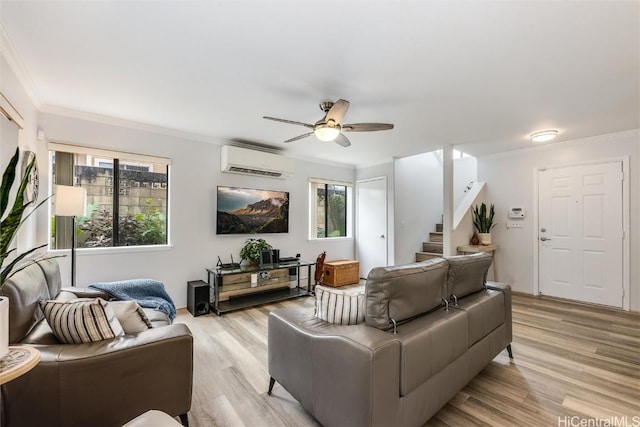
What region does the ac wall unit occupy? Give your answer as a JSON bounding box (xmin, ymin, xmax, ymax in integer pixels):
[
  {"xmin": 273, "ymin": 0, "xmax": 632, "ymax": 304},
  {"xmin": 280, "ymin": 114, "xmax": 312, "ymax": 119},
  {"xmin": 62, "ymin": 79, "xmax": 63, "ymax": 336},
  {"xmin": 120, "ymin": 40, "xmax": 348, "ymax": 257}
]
[{"xmin": 221, "ymin": 145, "xmax": 295, "ymax": 179}]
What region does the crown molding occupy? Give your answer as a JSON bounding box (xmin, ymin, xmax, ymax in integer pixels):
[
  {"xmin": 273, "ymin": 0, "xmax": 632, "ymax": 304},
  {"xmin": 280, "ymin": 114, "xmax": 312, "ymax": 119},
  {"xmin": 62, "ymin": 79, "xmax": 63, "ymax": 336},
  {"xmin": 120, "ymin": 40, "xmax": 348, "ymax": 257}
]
[{"xmin": 0, "ymin": 24, "xmax": 42, "ymax": 109}]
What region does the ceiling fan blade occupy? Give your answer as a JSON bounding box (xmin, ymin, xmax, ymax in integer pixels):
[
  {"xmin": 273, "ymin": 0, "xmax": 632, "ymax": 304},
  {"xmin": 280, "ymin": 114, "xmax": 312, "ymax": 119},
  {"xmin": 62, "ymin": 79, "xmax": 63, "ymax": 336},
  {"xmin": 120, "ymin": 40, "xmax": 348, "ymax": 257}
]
[
  {"xmin": 325, "ymin": 99, "xmax": 350, "ymax": 123},
  {"xmin": 333, "ymin": 133, "xmax": 351, "ymax": 147},
  {"xmin": 263, "ymin": 116, "xmax": 314, "ymax": 129},
  {"xmin": 342, "ymin": 123, "xmax": 394, "ymax": 132},
  {"xmin": 285, "ymin": 132, "xmax": 314, "ymax": 143}
]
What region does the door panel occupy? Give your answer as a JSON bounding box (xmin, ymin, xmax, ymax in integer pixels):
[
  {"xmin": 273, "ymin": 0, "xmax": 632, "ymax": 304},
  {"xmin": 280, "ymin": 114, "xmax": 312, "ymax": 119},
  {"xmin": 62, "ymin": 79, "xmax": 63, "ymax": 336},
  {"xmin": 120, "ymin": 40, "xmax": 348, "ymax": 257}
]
[
  {"xmin": 538, "ymin": 162, "xmax": 622, "ymax": 307},
  {"xmin": 356, "ymin": 177, "xmax": 387, "ymax": 279}
]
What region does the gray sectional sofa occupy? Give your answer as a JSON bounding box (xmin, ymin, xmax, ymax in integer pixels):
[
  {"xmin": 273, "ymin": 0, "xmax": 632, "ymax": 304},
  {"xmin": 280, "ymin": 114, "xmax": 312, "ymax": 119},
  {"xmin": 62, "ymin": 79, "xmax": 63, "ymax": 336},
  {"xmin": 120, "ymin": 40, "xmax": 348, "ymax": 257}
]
[{"xmin": 268, "ymin": 253, "xmax": 512, "ymax": 427}]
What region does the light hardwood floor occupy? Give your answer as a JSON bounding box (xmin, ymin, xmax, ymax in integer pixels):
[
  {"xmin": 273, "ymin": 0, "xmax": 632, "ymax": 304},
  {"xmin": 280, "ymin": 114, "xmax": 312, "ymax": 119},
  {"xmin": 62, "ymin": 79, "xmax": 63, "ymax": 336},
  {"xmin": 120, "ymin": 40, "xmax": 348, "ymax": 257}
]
[{"xmin": 176, "ymin": 293, "xmax": 640, "ymax": 426}]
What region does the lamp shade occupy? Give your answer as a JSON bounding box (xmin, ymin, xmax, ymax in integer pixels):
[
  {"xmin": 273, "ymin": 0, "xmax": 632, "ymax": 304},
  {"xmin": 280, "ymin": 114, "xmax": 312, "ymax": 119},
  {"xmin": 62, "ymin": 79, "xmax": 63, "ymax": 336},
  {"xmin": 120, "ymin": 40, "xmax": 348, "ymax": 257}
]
[{"xmin": 54, "ymin": 185, "xmax": 86, "ymax": 217}]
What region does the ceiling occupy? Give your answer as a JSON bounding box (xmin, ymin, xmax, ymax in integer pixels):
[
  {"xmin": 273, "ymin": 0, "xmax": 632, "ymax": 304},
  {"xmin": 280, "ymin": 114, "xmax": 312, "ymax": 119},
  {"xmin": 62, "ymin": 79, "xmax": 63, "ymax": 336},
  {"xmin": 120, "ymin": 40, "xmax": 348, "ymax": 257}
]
[{"xmin": 1, "ymin": 1, "xmax": 638, "ymax": 167}]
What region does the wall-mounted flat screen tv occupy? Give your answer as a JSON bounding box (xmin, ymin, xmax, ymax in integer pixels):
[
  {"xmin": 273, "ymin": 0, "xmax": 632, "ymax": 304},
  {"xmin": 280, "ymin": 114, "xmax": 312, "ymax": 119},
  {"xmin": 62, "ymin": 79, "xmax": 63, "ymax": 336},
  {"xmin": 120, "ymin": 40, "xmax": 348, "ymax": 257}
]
[{"xmin": 216, "ymin": 186, "xmax": 289, "ymax": 234}]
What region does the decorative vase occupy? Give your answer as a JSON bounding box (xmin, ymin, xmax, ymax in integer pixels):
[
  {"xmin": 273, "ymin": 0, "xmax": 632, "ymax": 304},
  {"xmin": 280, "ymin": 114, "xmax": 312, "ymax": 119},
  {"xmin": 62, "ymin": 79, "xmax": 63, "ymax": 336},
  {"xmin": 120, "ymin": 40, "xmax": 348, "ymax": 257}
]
[
  {"xmin": 0, "ymin": 296, "xmax": 9, "ymax": 358},
  {"xmin": 470, "ymin": 232, "xmax": 480, "ymax": 245},
  {"xmin": 478, "ymin": 233, "xmax": 492, "ymax": 245}
]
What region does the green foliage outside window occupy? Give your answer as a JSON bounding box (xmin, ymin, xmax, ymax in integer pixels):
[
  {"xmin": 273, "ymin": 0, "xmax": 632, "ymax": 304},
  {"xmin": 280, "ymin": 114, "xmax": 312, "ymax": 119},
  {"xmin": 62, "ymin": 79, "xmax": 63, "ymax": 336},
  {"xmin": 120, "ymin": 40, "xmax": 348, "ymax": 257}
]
[{"xmin": 69, "ymin": 198, "xmax": 167, "ymax": 247}]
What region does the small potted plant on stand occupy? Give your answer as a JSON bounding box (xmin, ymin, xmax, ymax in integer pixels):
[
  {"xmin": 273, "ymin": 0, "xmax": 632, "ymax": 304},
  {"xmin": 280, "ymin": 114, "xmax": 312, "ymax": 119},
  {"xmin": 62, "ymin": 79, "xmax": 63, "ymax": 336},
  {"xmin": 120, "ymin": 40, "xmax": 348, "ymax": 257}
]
[
  {"xmin": 239, "ymin": 238, "xmax": 272, "ymax": 267},
  {"xmin": 472, "ymin": 202, "xmax": 495, "ymax": 245}
]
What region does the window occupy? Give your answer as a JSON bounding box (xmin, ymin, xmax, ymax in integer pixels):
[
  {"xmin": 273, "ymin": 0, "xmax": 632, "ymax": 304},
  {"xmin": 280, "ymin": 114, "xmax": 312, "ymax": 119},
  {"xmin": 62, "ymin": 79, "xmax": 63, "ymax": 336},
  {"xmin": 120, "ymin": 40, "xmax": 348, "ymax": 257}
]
[
  {"xmin": 309, "ymin": 179, "xmax": 352, "ymax": 239},
  {"xmin": 49, "ymin": 143, "xmax": 170, "ymax": 249}
]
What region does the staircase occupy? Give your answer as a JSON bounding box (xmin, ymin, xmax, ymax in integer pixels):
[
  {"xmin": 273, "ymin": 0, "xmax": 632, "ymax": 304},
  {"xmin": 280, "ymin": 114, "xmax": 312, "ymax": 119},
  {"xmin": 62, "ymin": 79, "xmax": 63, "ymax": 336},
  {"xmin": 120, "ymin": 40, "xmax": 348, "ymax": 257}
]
[{"xmin": 415, "ymin": 223, "xmax": 443, "ymax": 261}]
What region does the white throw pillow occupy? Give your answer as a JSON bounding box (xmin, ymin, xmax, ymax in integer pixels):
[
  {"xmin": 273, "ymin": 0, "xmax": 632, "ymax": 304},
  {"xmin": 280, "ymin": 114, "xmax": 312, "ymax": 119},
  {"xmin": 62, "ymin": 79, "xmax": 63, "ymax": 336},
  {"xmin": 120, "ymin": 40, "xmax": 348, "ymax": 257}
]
[
  {"xmin": 39, "ymin": 298, "xmax": 125, "ymax": 344},
  {"xmin": 107, "ymin": 300, "xmax": 153, "ymax": 334},
  {"xmin": 315, "ymin": 285, "xmax": 365, "ymax": 325}
]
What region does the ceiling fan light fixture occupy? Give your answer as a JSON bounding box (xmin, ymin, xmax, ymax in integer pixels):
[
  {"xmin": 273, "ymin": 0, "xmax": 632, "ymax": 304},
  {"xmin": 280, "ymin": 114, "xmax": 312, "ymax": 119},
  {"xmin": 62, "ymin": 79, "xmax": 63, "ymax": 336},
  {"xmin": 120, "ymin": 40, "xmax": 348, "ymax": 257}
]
[
  {"xmin": 529, "ymin": 129, "xmax": 558, "ymax": 143},
  {"xmin": 314, "ymin": 125, "xmax": 340, "ymax": 142}
]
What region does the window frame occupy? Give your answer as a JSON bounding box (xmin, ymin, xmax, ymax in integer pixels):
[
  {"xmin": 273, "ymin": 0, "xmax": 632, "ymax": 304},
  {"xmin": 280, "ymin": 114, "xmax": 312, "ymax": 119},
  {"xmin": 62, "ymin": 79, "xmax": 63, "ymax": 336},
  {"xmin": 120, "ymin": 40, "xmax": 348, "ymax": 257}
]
[
  {"xmin": 308, "ymin": 178, "xmax": 353, "ymax": 241},
  {"xmin": 48, "ymin": 143, "xmax": 172, "ymax": 252}
]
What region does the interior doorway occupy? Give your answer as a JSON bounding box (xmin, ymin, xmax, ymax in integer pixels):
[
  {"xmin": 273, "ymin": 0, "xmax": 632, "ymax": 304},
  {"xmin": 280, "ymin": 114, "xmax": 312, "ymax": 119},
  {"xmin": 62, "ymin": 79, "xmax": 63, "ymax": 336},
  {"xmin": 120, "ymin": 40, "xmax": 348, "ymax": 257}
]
[{"xmin": 356, "ymin": 176, "xmax": 387, "ymax": 279}]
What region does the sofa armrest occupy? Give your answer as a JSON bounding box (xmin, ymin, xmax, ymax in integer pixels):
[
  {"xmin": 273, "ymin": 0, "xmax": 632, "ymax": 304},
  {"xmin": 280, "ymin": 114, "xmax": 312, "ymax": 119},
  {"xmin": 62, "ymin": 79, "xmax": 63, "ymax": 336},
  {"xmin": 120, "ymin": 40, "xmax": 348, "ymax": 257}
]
[
  {"xmin": 269, "ymin": 308, "xmax": 400, "ymax": 427},
  {"xmin": 5, "ymin": 324, "xmax": 193, "ymax": 427},
  {"xmin": 486, "ymin": 281, "xmax": 512, "ymax": 344}
]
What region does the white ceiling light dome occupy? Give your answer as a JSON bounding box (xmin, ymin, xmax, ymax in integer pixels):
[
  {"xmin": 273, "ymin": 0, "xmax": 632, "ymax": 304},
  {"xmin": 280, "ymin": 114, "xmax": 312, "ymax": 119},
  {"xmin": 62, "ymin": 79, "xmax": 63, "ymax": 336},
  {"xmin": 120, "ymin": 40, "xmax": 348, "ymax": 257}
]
[
  {"xmin": 313, "ymin": 123, "xmax": 341, "ymax": 142},
  {"xmin": 529, "ymin": 130, "xmax": 559, "ymax": 143}
]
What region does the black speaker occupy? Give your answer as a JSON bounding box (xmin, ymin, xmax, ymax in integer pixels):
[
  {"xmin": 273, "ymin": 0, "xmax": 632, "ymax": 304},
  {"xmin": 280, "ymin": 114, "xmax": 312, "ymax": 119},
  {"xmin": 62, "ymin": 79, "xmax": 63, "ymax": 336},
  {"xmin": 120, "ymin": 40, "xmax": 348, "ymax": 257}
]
[
  {"xmin": 187, "ymin": 280, "xmax": 210, "ymax": 317},
  {"xmin": 260, "ymin": 249, "xmax": 273, "ymax": 266},
  {"xmin": 271, "ymin": 249, "xmax": 280, "ymax": 264}
]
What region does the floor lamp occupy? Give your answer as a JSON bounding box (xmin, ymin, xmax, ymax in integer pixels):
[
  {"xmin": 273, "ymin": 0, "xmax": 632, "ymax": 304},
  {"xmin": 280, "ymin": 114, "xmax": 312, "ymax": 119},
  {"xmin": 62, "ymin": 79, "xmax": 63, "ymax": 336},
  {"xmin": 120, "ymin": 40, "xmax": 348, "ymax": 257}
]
[{"xmin": 54, "ymin": 185, "xmax": 86, "ymax": 287}]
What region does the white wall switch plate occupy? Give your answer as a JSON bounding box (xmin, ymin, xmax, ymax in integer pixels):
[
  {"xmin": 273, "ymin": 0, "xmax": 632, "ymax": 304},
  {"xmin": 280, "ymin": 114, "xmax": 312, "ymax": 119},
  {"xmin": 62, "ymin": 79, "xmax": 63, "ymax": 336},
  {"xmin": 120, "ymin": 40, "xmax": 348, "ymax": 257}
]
[{"xmin": 507, "ymin": 221, "xmax": 524, "ymax": 229}]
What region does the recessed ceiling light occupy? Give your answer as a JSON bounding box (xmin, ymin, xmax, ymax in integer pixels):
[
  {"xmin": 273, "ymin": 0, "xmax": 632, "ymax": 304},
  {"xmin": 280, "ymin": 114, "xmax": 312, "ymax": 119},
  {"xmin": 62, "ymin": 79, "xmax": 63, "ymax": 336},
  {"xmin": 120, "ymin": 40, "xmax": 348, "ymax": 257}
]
[{"xmin": 529, "ymin": 130, "xmax": 558, "ymax": 143}]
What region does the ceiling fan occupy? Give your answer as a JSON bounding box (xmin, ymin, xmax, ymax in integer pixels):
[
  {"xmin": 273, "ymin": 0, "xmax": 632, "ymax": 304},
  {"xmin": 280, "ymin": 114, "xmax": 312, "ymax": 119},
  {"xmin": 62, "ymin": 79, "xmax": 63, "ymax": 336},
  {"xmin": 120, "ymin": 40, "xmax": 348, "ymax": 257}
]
[{"xmin": 263, "ymin": 99, "xmax": 394, "ymax": 147}]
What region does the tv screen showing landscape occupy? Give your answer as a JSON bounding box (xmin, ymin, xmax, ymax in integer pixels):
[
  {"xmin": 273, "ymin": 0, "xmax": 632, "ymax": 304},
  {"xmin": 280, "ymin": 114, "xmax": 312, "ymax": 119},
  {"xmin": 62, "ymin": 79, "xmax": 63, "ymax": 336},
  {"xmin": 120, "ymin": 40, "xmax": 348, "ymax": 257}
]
[{"xmin": 216, "ymin": 186, "xmax": 289, "ymax": 234}]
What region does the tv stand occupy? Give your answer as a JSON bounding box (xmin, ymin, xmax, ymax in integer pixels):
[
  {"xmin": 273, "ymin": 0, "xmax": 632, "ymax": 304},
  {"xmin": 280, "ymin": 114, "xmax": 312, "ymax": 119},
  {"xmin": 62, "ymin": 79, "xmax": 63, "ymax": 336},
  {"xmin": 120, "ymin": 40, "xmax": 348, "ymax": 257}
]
[{"xmin": 205, "ymin": 260, "xmax": 314, "ymax": 316}]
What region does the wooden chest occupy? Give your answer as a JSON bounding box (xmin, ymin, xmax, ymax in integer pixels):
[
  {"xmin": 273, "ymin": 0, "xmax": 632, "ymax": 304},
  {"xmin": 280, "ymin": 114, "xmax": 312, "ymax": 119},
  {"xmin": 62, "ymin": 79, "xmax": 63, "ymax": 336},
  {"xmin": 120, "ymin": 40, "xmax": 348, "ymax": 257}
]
[{"xmin": 322, "ymin": 260, "xmax": 360, "ymax": 287}]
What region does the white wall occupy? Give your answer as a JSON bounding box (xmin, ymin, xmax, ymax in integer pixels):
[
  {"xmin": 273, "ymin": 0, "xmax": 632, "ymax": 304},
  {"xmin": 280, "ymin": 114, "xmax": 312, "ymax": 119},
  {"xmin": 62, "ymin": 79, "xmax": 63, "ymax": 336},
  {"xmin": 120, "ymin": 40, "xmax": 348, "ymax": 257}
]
[
  {"xmin": 0, "ymin": 53, "xmax": 42, "ymax": 257},
  {"xmin": 454, "ymin": 156, "xmax": 477, "ymax": 207},
  {"xmin": 477, "ymin": 130, "xmax": 640, "ymax": 311},
  {"xmin": 36, "ymin": 113, "xmax": 356, "ymax": 307},
  {"xmin": 393, "ymin": 152, "xmax": 443, "ymax": 265}
]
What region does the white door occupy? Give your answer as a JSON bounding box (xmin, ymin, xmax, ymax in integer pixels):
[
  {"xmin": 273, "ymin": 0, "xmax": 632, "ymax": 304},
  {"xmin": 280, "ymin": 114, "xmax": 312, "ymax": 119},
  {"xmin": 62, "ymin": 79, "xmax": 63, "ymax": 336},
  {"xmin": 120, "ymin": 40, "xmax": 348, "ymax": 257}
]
[
  {"xmin": 538, "ymin": 162, "xmax": 623, "ymax": 307},
  {"xmin": 356, "ymin": 177, "xmax": 387, "ymax": 279}
]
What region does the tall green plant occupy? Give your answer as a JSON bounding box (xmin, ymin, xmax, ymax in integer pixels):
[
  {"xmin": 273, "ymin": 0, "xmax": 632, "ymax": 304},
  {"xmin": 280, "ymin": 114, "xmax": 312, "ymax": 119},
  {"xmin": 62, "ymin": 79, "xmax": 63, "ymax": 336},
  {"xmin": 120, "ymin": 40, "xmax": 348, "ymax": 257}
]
[
  {"xmin": 472, "ymin": 202, "xmax": 495, "ymax": 233},
  {"xmin": 0, "ymin": 148, "xmax": 50, "ymax": 288}
]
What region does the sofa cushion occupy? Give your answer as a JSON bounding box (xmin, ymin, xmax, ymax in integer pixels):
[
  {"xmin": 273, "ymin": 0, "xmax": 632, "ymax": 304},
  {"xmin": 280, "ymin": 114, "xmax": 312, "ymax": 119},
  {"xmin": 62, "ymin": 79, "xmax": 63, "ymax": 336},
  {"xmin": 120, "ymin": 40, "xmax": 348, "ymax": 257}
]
[
  {"xmin": 453, "ymin": 288, "xmax": 505, "ymax": 347},
  {"xmin": 315, "ymin": 285, "xmax": 365, "ymax": 325},
  {"xmin": 365, "ymin": 258, "xmax": 448, "ymax": 330},
  {"xmin": 396, "ymin": 307, "xmax": 469, "ymax": 396},
  {"xmin": 106, "ymin": 300, "xmax": 153, "ymax": 334},
  {"xmin": 446, "ymin": 252, "xmax": 493, "ymax": 299},
  {"xmin": 39, "ymin": 298, "xmax": 125, "ymax": 343}
]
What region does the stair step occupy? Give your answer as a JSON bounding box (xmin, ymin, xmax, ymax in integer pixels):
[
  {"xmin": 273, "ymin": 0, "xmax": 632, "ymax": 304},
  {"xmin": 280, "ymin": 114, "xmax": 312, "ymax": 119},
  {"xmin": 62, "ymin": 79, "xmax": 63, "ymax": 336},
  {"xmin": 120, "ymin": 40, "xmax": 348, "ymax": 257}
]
[
  {"xmin": 435, "ymin": 223, "xmax": 443, "ymax": 232},
  {"xmin": 429, "ymin": 232, "xmax": 443, "ymax": 243},
  {"xmin": 422, "ymin": 242, "xmax": 443, "ymax": 253},
  {"xmin": 416, "ymin": 252, "xmax": 442, "ymax": 262}
]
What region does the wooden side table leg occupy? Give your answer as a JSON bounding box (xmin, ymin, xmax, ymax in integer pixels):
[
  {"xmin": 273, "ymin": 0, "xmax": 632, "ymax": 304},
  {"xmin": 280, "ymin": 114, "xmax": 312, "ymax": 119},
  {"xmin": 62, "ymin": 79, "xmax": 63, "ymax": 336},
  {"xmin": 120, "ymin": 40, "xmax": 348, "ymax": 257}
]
[{"xmin": 492, "ymin": 251, "xmax": 498, "ymax": 281}]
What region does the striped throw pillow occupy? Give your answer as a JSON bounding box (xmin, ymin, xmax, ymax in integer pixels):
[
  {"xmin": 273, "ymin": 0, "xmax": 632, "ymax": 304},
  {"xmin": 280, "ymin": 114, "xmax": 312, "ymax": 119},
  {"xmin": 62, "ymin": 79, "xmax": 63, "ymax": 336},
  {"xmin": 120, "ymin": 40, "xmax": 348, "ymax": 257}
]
[
  {"xmin": 39, "ymin": 298, "xmax": 125, "ymax": 344},
  {"xmin": 315, "ymin": 285, "xmax": 365, "ymax": 325}
]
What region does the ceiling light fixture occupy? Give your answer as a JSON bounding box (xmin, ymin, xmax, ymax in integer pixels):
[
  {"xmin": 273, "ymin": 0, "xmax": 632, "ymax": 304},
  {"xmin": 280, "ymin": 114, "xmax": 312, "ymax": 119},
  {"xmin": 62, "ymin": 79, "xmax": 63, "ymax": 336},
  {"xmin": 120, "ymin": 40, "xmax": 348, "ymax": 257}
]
[
  {"xmin": 314, "ymin": 121, "xmax": 341, "ymax": 142},
  {"xmin": 529, "ymin": 129, "xmax": 558, "ymax": 143}
]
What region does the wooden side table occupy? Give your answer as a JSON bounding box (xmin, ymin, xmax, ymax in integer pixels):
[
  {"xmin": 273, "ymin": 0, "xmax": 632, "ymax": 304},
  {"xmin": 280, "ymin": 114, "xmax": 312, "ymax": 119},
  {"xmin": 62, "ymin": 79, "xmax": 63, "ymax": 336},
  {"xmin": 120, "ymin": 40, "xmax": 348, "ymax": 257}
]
[
  {"xmin": 1, "ymin": 346, "xmax": 40, "ymax": 426},
  {"xmin": 0, "ymin": 346, "xmax": 40, "ymax": 384},
  {"xmin": 457, "ymin": 244, "xmax": 500, "ymax": 281}
]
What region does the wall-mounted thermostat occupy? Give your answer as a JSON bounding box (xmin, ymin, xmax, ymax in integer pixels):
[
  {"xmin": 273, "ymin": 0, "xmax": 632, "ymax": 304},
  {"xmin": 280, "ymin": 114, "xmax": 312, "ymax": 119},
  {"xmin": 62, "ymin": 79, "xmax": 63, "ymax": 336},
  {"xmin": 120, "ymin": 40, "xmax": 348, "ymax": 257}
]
[{"xmin": 508, "ymin": 207, "xmax": 526, "ymax": 219}]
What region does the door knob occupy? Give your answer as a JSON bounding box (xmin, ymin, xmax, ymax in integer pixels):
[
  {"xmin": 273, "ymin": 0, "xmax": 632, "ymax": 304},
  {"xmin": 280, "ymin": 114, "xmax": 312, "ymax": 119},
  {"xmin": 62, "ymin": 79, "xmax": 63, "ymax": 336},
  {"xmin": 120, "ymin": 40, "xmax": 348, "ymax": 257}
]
[
  {"xmin": 540, "ymin": 237, "xmax": 551, "ymax": 241},
  {"xmin": 380, "ymin": 234, "xmax": 385, "ymax": 238}
]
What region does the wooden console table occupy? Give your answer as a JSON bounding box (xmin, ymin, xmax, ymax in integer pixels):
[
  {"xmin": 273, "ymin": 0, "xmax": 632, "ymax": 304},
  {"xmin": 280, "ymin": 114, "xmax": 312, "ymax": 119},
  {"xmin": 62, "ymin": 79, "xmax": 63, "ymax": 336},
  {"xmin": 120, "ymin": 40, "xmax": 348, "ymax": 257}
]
[
  {"xmin": 457, "ymin": 244, "xmax": 499, "ymax": 281},
  {"xmin": 206, "ymin": 260, "xmax": 314, "ymax": 316}
]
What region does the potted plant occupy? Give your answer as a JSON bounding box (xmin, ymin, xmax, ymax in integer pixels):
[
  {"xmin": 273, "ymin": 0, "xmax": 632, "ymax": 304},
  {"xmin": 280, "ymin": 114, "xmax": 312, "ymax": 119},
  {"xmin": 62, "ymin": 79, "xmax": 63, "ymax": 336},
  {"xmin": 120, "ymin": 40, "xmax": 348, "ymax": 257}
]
[
  {"xmin": 472, "ymin": 202, "xmax": 495, "ymax": 245},
  {"xmin": 0, "ymin": 148, "xmax": 52, "ymax": 357},
  {"xmin": 239, "ymin": 238, "xmax": 271, "ymax": 266}
]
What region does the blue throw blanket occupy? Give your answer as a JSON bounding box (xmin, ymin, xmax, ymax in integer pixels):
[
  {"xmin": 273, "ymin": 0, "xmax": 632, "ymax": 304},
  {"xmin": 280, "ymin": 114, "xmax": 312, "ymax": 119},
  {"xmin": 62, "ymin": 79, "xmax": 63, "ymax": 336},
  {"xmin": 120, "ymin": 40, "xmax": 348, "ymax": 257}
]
[{"xmin": 88, "ymin": 279, "xmax": 176, "ymax": 321}]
